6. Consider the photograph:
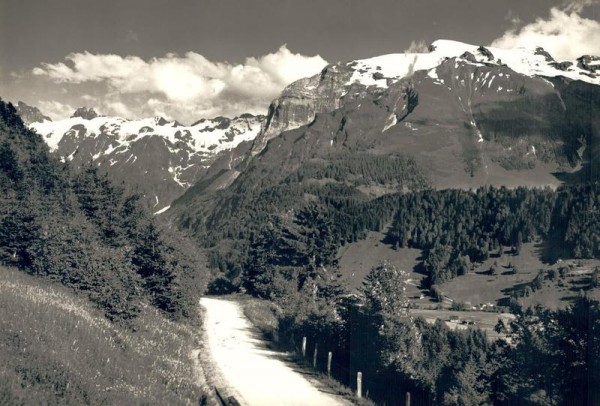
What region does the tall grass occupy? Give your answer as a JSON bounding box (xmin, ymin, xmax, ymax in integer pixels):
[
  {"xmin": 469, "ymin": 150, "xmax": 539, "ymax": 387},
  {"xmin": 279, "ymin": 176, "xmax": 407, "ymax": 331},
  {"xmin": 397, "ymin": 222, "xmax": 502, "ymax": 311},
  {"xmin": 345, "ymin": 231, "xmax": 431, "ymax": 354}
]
[
  {"xmin": 241, "ymin": 296, "xmax": 281, "ymax": 342},
  {"xmin": 0, "ymin": 266, "xmax": 210, "ymax": 405}
]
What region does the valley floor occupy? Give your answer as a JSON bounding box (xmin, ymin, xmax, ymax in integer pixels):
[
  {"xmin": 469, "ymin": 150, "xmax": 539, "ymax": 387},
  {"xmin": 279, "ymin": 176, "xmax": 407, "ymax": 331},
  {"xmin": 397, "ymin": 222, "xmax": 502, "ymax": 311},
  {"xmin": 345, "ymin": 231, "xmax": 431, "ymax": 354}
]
[{"xmin": 201, "ymin": 297, "xmax": 349, "ymax": 406}]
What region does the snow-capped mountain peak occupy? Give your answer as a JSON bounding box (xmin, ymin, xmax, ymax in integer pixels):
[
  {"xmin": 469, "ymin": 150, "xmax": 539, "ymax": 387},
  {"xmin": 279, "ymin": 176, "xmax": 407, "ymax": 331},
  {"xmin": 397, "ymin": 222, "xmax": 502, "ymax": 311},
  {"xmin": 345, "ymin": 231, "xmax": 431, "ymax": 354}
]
[
  {"xmin": 251, "ymin": 38, "xmax": 599, "ymax": 158},
  {"xmin": 345, "ymin": 39, "xmax": 600, "ymax": 89},
  {"xmin": 31, "ymin": 113, "xmax": 264, "ymax": 155}
]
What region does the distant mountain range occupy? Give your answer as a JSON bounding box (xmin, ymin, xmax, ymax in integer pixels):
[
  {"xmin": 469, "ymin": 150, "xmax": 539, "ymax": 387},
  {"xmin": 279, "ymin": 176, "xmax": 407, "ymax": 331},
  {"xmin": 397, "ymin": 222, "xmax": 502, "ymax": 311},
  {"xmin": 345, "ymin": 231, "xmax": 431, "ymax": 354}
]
[
  {"xmin": 168, "ymin": 39, "xmax": 599, "ymax": 240},
  {"xmin": 18, "ymin": 39, "xmax": 600, "ymax": 218},
  {"xmin": 18, "ymin": 103, "xmax": 264, "ymax": 213}
]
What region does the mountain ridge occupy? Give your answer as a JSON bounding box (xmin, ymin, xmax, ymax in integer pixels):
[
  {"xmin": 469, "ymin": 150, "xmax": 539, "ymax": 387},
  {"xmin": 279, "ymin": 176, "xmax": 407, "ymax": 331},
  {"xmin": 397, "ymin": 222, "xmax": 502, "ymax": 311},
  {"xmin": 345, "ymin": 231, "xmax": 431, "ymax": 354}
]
[
  {"xmin": 249, "ymin": 39, "xmax": 600, "ymax": 158},
  {"xmin": 17, "ymin": 39, "xmax": 600, "ymax": 214},
  {"xmin": 25, "ymin": 106, "xmax": 265, "ymax": 212},
  {"xmin": 169, "ymin": 39, "xmax": 599, "ymax": 246}
]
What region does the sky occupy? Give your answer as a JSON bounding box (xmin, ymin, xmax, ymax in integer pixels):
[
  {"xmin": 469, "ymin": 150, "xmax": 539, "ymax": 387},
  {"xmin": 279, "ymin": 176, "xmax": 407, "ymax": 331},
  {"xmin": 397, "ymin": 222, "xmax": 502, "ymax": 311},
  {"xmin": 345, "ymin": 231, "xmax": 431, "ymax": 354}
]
[{"xmin": 0, "ymin": 0, "xmax": 599, "ymax": 123}]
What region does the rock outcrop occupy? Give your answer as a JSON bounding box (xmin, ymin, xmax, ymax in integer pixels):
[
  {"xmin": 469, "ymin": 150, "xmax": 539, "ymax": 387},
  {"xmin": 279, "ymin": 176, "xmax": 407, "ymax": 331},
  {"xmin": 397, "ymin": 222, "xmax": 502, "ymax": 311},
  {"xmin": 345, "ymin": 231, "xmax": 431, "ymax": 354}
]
[{"xmin": 15, "ymin": 101, "xmax": 51, "ymax": 124}]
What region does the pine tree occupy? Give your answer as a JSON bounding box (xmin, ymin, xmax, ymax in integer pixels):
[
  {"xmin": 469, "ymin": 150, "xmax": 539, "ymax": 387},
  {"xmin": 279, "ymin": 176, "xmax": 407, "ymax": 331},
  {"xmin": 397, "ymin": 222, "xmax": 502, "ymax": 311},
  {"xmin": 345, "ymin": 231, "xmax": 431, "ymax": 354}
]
[{"xmin": 361, "ymin": 263, "xmax": 421, "ymax": 372}]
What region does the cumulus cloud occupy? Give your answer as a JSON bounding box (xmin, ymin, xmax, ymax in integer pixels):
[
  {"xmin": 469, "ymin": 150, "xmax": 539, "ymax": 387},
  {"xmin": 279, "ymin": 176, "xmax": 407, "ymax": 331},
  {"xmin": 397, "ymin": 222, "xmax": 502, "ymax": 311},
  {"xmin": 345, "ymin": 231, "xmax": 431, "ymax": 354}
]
[
  {"xmin": 103, "ymin": 101, "xmax": 133, "ymax": 118},
  {"xmin": 32, "ymin": 46, "xmax": 328, "ymax": 123},
  {"xmin": 37, "ymin": 100, "xmax": 75, "ymax": 120},
  {"xmin": 564, "ymin": 0, "xmax": 597, "ymax": 13},
  {"xmin": 491, "ymin": 3, "xmax": 600, "ymax": 60}
]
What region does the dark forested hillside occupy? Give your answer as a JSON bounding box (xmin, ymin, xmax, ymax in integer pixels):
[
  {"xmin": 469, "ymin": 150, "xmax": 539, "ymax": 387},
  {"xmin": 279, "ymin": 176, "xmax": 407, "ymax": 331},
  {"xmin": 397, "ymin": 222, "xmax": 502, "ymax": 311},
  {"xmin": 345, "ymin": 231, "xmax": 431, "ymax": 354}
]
[
  {"xmin": 0, "ymin": 99, "xmax": 207, "ymax": 324},
  {"xmin": 197, "ymin": 176, "xmax": 599, "ymax": 297},
  {"xmin": 169, "ymin": 50, "xmax": 600, "ymax": 299},
  {"xmin": 177, "ymin": 151, "xmax": 429, "ymax": 245}
]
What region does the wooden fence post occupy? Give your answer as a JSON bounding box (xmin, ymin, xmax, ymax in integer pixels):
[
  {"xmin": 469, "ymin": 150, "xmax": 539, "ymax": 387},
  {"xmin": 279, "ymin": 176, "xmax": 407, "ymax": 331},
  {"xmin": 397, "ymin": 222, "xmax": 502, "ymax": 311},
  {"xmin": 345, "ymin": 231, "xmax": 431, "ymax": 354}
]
[
  {"xmin": 313, "ymin": 343, "xmax": 318, "ymax": 368},
  {"xmin": 405, "ymin": 391, "xmax": 411, "ymax": 406},
  {"xmin": 302, "ymin": 336, "xmax": 307, "ymax": 358},
  {"xmin": 357, "ymin": 372, "xmax": 362, "ymax": 399},
  {"xmin": 327, "ymin": 352, "xmax": 332, "ymax": 377}
]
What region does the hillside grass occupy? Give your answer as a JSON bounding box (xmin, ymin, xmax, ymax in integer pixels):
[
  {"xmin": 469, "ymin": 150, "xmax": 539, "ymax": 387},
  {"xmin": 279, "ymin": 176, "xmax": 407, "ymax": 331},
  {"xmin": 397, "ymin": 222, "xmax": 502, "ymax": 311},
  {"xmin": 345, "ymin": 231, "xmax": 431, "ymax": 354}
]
[
  {"xmin": 240, "ymin": 296, "xmax": 281, "ymax": 343},
  {"xmin": 337, "ymin": 236, "xmax": 600, "ymax": 341},
  {"xmin": 411, "ymin": 309, "xmax": 515, "ymax": 341},
  {"xmin": 438, "ymin": 242, "xmax": 546, "ymax": 306},
  {"xmin": 339, "ymin": 235, "xmax": 600, "ymax": 308},
  {"xmin": 337, "ymin": 229, "xmax": 424, "ymax": 295},
  {"xmin": 439, "ymin": 243, "xmax": 600, "ymax": 308},
  {"xmin": 0, "ymin": 266, "xmax": 210, "ymax": 405}
]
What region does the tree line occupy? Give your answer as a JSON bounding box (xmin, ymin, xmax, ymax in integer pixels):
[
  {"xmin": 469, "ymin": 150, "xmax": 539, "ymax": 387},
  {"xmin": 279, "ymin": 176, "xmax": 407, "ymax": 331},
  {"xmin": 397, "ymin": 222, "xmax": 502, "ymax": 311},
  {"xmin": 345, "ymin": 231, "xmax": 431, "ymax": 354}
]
[
  {"xmin": 227, "ymin": 184, "xmax": 599, "ymax": 404},
  {"xmin": 266, "ymin": 260, "xmax": 600, "ymax": 405},
  {"xmin": 205, "ymin": 181, "xmax": 599, "ymax": 295},
  {"xmin": 386, "ymin": 185, "xmax": 600, "ymax": 286}
]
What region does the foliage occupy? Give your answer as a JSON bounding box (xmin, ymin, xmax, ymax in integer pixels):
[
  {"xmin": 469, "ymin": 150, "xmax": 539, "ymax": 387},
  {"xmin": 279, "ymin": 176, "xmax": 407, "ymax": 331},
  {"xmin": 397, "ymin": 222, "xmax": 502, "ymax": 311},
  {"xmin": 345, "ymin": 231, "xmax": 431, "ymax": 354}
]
[
  {"xmin": 243, "ymin": 204, "xmax": 343, "ymax": 301},
  {"xmin": 592, "ymin": 267, "xmax": 600, "ymax": 288},
  {"xmin": 0, "ymin": 267, "xmax": 208, "ymax": 405},
  {"xmin": 266, "ymin": 259, "xmax": 599, "ymax": 405},
  {"xmin": 0, "ymin": 98, "xmax": 206, "ymax": 324},
  {"xmin": 386, "ymin": 185, "xmax": 600, "ymax": 286},
  {"xmin": 549, "ymin": 183, "xmax": 600, "ymax": 258},
  {"xmin": 493, "ymin": 298, "xmax": 600, "ymax": 405}
]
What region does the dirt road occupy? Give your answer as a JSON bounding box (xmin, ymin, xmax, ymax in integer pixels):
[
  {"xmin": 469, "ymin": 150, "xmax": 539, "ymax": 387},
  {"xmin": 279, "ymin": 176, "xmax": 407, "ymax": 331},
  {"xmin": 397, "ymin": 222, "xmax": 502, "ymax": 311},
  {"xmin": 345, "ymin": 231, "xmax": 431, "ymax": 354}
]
[{"xmin": 201, "ymin": 297, "xmax": 348, "ymax": 406}]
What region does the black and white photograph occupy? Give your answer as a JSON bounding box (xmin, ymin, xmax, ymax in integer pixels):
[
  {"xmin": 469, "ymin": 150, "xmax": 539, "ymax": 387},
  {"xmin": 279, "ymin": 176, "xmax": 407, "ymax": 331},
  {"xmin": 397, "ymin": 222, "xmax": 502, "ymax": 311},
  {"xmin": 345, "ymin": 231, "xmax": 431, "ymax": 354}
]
[{"xmin": 1, "ymin": 0, "xmax": 599, "ymax": 404}]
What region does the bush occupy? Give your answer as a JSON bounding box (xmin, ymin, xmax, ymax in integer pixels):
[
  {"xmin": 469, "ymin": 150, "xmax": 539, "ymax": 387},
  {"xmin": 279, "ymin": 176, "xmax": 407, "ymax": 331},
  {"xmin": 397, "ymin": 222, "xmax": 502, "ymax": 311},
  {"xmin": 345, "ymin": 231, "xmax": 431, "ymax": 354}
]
[
  {"xmin": 450, "ymin": 301, "xmax": 468, "ymax": 311},
  {"xmin": 207, "ymin": 276, "xmax": 237, "ymax": 295}
]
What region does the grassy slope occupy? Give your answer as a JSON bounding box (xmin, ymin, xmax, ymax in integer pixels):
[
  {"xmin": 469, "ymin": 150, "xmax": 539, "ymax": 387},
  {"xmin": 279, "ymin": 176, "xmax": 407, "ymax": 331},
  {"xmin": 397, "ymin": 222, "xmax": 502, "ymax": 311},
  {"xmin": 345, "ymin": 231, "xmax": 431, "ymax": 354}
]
[
  {"xmin": 439, "ymin": 243, "xmax": 600, "ymax": 309},
  {"xmin": 337, "ymin": 229, "xmax": 424, "ymax": 296},
  {"xmin": 337, "ymin": 234, "xmax": 600, "ymax": 339},
  {"xmin": 0, "ymin": 266, "xmax": 210, "ymax": 405},
  {"xmin": 439, "ymin": 242, "xmax": 547, "ymax": 306},
  {"xmin": 338, "ymin": 235, "xmax": 600, "ymax": 306}
]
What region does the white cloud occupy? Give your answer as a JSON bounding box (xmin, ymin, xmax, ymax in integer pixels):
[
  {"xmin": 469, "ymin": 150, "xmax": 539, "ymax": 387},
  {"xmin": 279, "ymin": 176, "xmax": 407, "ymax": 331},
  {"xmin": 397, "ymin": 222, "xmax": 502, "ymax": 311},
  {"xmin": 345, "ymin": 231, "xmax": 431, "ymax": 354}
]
[
  {"xmin": 32, "ymin": 46, "xmax": 328, "ymax": 123},
  {"xmin": 37, "ymin": 100, "xmax": 75, "ymax": 120},
  {"xmin": 491, "ymin": 4, "xmax": 600, "ymax": 60},
  {"xmin": 564, "ymin": 0, "xmax": 597, "ymax": 13},
  {"xmin": 103, "ymin": 101, "xmax": 132, "ymax": 118},
  {"xmin": 403, "ymin": 40, "xmax": 429, "ymax": 54}
]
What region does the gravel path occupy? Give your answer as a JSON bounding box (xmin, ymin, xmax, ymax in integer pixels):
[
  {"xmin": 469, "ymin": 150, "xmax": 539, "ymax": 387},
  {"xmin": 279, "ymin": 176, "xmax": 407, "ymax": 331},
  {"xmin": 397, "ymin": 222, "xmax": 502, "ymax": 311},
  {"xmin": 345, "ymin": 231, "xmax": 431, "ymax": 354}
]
[{"xmin": 201, "ymin": 297, "xmax": 348, "ymax": 406}]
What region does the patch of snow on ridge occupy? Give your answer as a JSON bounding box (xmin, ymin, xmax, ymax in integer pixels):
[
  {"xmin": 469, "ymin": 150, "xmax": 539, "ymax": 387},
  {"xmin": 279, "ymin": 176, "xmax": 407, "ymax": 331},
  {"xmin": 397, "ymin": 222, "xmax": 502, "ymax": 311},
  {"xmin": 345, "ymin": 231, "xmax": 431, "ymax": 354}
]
[
  {"xmin": 383, "ymin": 113, "xmax": 397, "ymax": 132},
  {"xmin": 347, "ymin": 52, "xmax": 445, "ymax": 88},
  {"xmin": 153, "ymin": 205, "xmax": 170, "ymax": 215}
]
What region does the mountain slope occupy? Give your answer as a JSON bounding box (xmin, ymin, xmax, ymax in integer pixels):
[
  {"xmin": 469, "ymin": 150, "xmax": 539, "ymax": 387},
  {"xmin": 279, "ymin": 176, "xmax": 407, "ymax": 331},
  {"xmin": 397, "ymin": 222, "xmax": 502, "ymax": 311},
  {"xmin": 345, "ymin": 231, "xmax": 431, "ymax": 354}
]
[
  {"xmin": 189, "ymin": 39, "xmax": 599, "ymax": 200},
  {"xmin": 0, "ymin": 266, "xmax": 208, "ymax": 405},
  {"xmin": 27, "ymin": 108, "xmax": 264, "ymax": 212},
  {"xmin": 0, "ymin": 97, "xmax": 215, "ymax": 403},
  {"xmin": 171, "ymin": 40, "xmax": 599, "ymax": 247},
  {"xmin": 252, "ymin": 39, "xmax": 599, "ymax": 156}
]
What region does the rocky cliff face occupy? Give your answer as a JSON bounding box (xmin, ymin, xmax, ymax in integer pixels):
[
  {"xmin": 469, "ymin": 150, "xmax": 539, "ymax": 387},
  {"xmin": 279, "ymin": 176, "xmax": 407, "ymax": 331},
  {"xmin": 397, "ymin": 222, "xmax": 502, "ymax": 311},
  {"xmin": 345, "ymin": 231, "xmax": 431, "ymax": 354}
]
[
  {"xmin": 248, "ymin": 39, "xmax": 599, "ymax": 160},
  {"xmin": 250, "ymin": 65, "xmax": 355, "ymax": 155},
  {"xmin": 71, "ymin": 107, "xmax": 99, "ymax": 120},
  {"xmin": 15, "ymin": 102, "xmax": 51, "ymax": 125}
]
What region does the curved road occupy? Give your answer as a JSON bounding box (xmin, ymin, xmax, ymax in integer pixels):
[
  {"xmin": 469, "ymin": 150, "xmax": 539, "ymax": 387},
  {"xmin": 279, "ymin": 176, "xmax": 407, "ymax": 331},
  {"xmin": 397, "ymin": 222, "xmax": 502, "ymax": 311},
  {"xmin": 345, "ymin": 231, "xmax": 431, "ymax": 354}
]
[{"xmin": 201, "ymin": 297, "xmax": 348, "ymax": 406}]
